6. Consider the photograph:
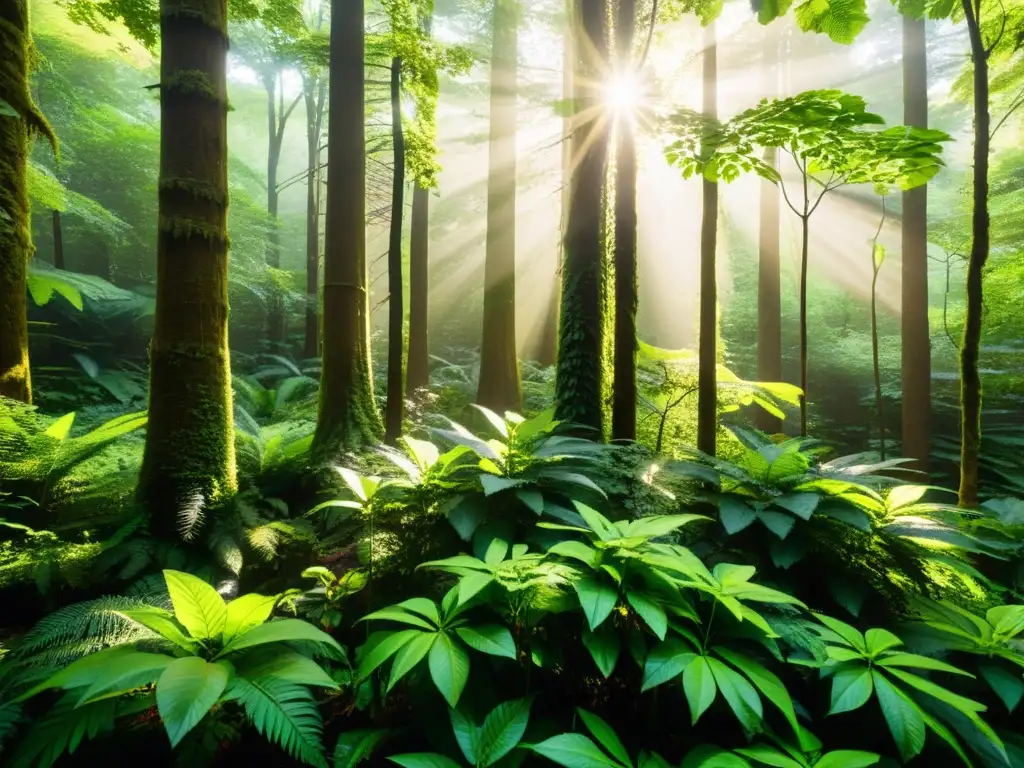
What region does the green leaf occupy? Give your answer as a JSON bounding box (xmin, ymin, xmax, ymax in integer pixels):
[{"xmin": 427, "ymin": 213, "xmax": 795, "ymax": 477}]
[
  {"xmin": 626, "ymin": 591, "xmax": 668, "ymax": 640},
  {"xmin": 360, "ymin": 607, "xmax": 437, "ymax": 630},
  {"xmin": 573, "ymin": 575, "xmax": 619, "ymax": 631},
  {"xmin": 76, "ymin": 651, "xmax": 173, "ymax": 704},
  {"xmin": 156, "ymin": 657, "xmax": 231, "ymax": 747},
  {"xmin": 714, "ymin": 647, "xmax": 799, "ymax": 735},
  {"xmin": 979, "ymin": 664, "xmax": 1024, "ymax": 712},
  {"xmin": 0, "ymin": 98, "xmax": 19, "ymax": 118},
  {"xmin": 221, "ymin": 618, "xmax": 343, "ymax": 657},
  {"xmin": 814, "ymin": 752, "xmax": 880, "ymax": 768},
  {"xmin": 774, "ymin": 493, "xmax": 820, "ymax": 520},
  {"xmin": 549, "ymin": 541, "xmax": 599, "ymax": 567},
  {"xmin": 815, "ymin": 614, "xmax": 867, "ymax": 651},
  {"xmin": 681, "ymin": 743, "xmax": 753, "ymax": 767},
  {"xmin": 120, "ymin": 609, "xmax": 197, "ymax": 650},
  {"xmin": 684, "ymin": 656, "xmax": 718, "ymax": 725},
  {"xmin": 458, "ymin": 572, "xmax": 496, "ymax": 605},
  {"xmin": 479, "ymin": 698, "xmax": 532, "ymax": 767},
  {"xmin": 757, "ymin": 511, "xmax": 796, "ymax": 539},
  {"xmin": 734, "ymin": 744, "xmax": 802, "ymax": 767},
  {"xmin": 357, "ymin": 630, "xmax": 420, "ymax": 679},
  {"xmin": 397, "ymin": 597, "xmax": 443, "ymax": 624},
  {"xmin": 718, "ymin": 497, "xmax": 757, "ymax": 534},
  {"xmin": 575, "ymin": 503, "xmax": 619, "ymax": 540},
  {"xmin": 708, "ymin": 657, "xmax": 764, "ymax": 732},
  {"xmin": 450, "ymin": 708, "xmax": 480, "ymax": 765},
  {"xmin": 583, "ymin": 626, "xmax": 621, "ymax": 678},
  {"xmin": 577, "ymin": 709, "xmax": 631, "ymax": 767},
  {"xmin": 871, "ymin": 671, "xmax": 926, "ymax": 763},
  {"xmin": 233, "ymin": 647, "xmax": 338, "ymax": 689},
  {"xmin": 516, "ymin": 489, "xmax": 546, "ymax": 515},
  {"xmin": 531, "ymin": 733, "xmax": 625, "ymax": 768},
  {"xmin": 623, "ymin": 515, "xmax": 707, "ymax": 539},
  {"xmin": 643, "ymin": 639, "xmax": 695, "ymax": 691},
  {"xmin": 875, "ymin": 652, "xmax": 972, "ymax": 676},
  {"xmin": 455, "ymin": 624, "xmax": 517, "ymax": 659},
  {"xmin": 388, "ymin": 632, "xmax": 437, "ymax": 692},
  {"xmin": 884, "ymin": 668, "xmax": 986, "ymax": 713},
  {"xmin": 864, "ymin": 628, "xmax": 903, "ymax": 656},
  {"xmin": 428, "ymin": 632, "xmax": 470, "ymax": 707},
  {"xmin": 222, "ymin": 593, "xmax": 277, "ymax": 644},
  {"xmin": 390, "ymin": 755, "xmax": 465, "ymax": 768},
  {"xmin": 447, "ymin": 495, "xmax": 489, "ymax": 541},
  {"xmin": 44, "ymin": 412, "xmax": 76, "ymax": 440},
  {"xmin": 226, "ymin": 676, "xmax": 327, "ymax": 768},
  {"xmin": 163, "ymin": 569, "xmax": 227, "ymax": 641},
  {"xmin": 481, "ymin": 475, "xmax": 524, "ymax": 496},
  {"xmin": 793, "ymin": 0, "xmax": 870, "ymax": 45},
  {"xmin": 334, "ymin": 729, "xmax": 390, "ymax": 768},
  {"xmin": 829, "ymin": 667, "xmax": 873, "ymax": 714}
]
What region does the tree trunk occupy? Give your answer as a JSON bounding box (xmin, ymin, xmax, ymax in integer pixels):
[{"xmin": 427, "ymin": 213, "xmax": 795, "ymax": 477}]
[
  {"xmin": 314, "ymin": 0, "xmax": 382, "ymax": 452},
  {"xmin": 407, "ymin": 183, "xmax": 430, "ymax": 392},
  {"xmin": 385, "ymin": 56, "xmax": 405, "ymax": 443},
  {"xmin": 477, "ymin": 0, "xmax": 522, "ymax": 413},
  {"xmin": 799, "ymin": 209, "xmax": 809, "ymax": 437},
  {"xmin": 958, "ymin": 0, "xmax": 989, "ymax": 507},
  {"xmin": 872, "ymin": 262, "xmax": 885, "ymax": 460},
  {"xmin": 756, "ymin": 29, "xmax": 782, "ymax": 434},
  {"xmin": 0, "ymin": 0, "xmax": 51, "ymax": 404},
  {"xmin": 901, "ymin": 13, "xmax": 930, "ymax": 470},
  {"xmin": 52, "ymin": 209, "xmax": 64, "ymax": 269},
  {"xmin": 696, "ymin": 21, "xmax": 718, "ymax": 456},
  {"xmin": 555, "ymin": 0, "xmax": 609, "ymax": 433},
  {"xmin": 138, "ymin": 0, "xmax": 235, "ymax": 533},
  {"xmin": 266, "ymin": 76, "xmax": 285, "ymax": 345},
  {"xmin": 303, "ymin": 74, "xmax": 326, "ymax": 359},
  {"xmin": 611, "ymin": 0, "xmax": 637, "ymax": 442}
]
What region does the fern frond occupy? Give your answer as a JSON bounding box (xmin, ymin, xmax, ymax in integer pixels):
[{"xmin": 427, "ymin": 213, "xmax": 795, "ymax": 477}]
[
  {"xmin": 248, "ymin": 525, "xmax": 279, "ymax": 561},
  {"xmin": 9, "ymin": 694, "xmax": 117, "ymax": 768},
  {"xmin": 226, "ymin": 677, "xmax": 327, "ymax": 768},
  {"xmin": 0, "ymin": 701, "xmax": 22, "ymax": 751},
  {"xmin": 177, "ymin": 491, "xmax": 206, "ymax": 542}
]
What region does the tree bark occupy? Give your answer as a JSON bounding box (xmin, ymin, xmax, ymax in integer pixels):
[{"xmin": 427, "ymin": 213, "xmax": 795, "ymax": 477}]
[
  {"xmin": 555, "ymin": 0, "xmax": 609, "ymax": 433},
  {"xmin": 265, "ymin": 75, "xmax": 285, "ymax": 344},
  {"xmin": 0, "ymin": 0, "xmax": 51, "ymax": 404},
  {"xmin": 756, "ymin": 29, "xmax": 782, "ymax": 434},
  {"xmin": 407, "ymin": 182, "xmax": 430, "ymax": 392},
  {"xmin": 477, "ymin": 0, "xmax": 522, "ymax": 414},
  {"xmin": 958, "ymin": 0, "xmax": 989, "ymax": 507},
  {"xmin": 138, "ymin": 0, "xmax": 235, "ymax": 534},
  {"xmin": 385, "ymin": 56, "xmax": 405, "ymax": 443},
  {"xmin": 696, "ymin": 21, "xmax": 718, "ymax": 456},
  {"xmin": 303, "ymin": 74, "xmax": 326, "ymax": 359},
  {"xmin": 799, "ymin": 208, "xmax": 809, "ymax": 437},
  {"xmin": 52, "ymin": 209, "xmax": 64, "ymax": 269},
  {"xmin": 901, "ymin": 14, "xmax": 930, "ymax": 470},
  {"xmin": 314, "ymin": 0, "xmax": 382, "ymax": 452}
]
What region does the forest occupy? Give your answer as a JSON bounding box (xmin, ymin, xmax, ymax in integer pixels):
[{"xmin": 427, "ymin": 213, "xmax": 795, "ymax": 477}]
[{"xmin": 1, "ymin": 0, "xmax": 1024, "ymax": 762}]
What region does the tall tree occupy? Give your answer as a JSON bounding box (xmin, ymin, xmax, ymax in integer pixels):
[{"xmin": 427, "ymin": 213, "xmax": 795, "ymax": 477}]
[
  {"xmin": 611, "ymin": 0, "xmax": 638, "ymax": 441},
  {"xmin": 407, "ymin": 183, "xmax": 430, "ymax": 391},
  {"xmin": 696, "ymin": 20, "xmax": 718, "ymax": 455},
  {"xmin": 314, "ymin": 0, "xmax": 382, "ymax": 451},
  {"xmin": 138, "ymin": 0, "xmax": 236, "ymax": 528},
  {"xmin": 477, "ymin": 0, "xmax": 522, "ymax": 413},
  {"xmin": 385, "ymin": 55, "xmax": 406, "ymax": 443},
  {"xmin": 0, "ymin": 0, "xmax": 55, "ymax": 403},
  {"xmin": 555, "ymin": 0, "xmax": 610, "ymax": 432},
  {"xmin": 900, "ymin": 12, "xmax": 930, "ymax": 470},
  {"xmin": 755, "ymin": 26, "xmax": 782, "ymax": 434},
  {"xmin": 302, "ymin": 61, "xmax": 327, "ymax": 359}
]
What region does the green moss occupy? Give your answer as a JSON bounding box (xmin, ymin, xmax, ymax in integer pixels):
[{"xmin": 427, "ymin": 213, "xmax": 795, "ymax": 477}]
[
  {"xmin": 162, "ymin": 69, "xmax": 223, "ymax": 102},
  {"xmin": 159, "ymin": 177, "xmax": 226, "ymax": 204},
  {"xmin": 161, "ymin": 0, "xmax": 226, "ymax": 34},
  {"xmin": 158, "ymin": 214, "xmax": 229, "ymax": 243}
]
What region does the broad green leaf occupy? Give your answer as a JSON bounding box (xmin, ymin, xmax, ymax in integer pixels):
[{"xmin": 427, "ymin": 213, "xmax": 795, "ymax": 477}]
[
  {"xmin": 577, "ymin": 709, "xmax": 631, "ymax": 767},
  {"xmin": 458, "ymin": 572, "xmax": 496, "ymax": 605},
  {"xmin": 220, "ymin": 618, "xmax": 343, "ymax": 657},
  {"xmin": 222, "ymin": 593, "xmax": 277, "ymax": 644},
  {"xmin": 447, "ymin": 495, "xmax": 488, "ymax": 540},
  {"xmin": 684, "ymin": 656, "xmax": 718, "ymax": 725},
  {"xmin": 472, "ymin": 404, "xmax": 510, "ymax": 437},
  {"xmin": 643, "ymin": 639, "xmax": 695, "ymax": 691},
  {"xmin": 815, "ymin": 614, "xmax": 867, "ymax": 651},
  {"xmin": 396, "ymin": 598, "xmax": 442, "ymax": 624},
  {"xmin": 76, "ymin": 652, "xmax": 174, "ymax": 704},
  {"xmin": 233, "ymin": 647, "xmax": 338, "ymax": 689},
  {"xmin": 164, "ymin": 570, "xmax": 227, "ymax": 640},
  {"xmin": 714, "ymin": 647, "xmax": 799, "ymax": 735},
  {"xmin": 516, "ymin": 489, "xmax": 545, "ymax": 515},
  {"xmin": 979, "ymin": 664, "xmax": 1024, "ymax": 712},
  {"xmin": 531, "ymin": 733, "xmax": 625, "ymax": 768},
  {"xmin": 864, "ymin": 628, "xmax": 903, "ymax": 656},
  {"xmin": 335, "ymin": 729, "xmax": 390, "ymax": 768},
  {"xmin": 357, "ymin": 630, "xmax": 420, "ymax": 679},
  {"xmin": 829, "ymin": 667, "xmax": 873, "ymax": 714},
  {"xmin": 583, "ymin": 627, "xmax": 621, "ymax": 678},
  {"xmin": 450, "ymin": 708, "xmax": 480, "ymax": 765},
  {"xmin": 886, "ymin": 485, "xmax": 930, "ymax": 509},
  {"xmin": 455, "ymin": 624, "xmax": 517, "ymax": 659},
  {"xmin": 156, "ymin": 657, "xmax": 230, "ymax": 747},
  {"xmin": 479, "ymin": 698, "xmax": 532, "ymax": 767},
  {"xmin": 871, "ymin": 671, "xmax": 926, "ymax": 762},
  {"xmin": 681, "ymin": 743, "xmax": 753, "ymax": 767},
  {"xmin": 875, "ymin": 653, "xmax": 972, "ymax": 676},
  {"xmin": 814, "ymin": 752, "xmax": 880, "ymax": 768},
  {"xmin": 718, "ymin": 497, "xmax": 757, "ymax": 534},
  {"xmin": 708, "ymin": 657, "xmax": 764, "ymax": 732},
  {"xmin": 988, "ymin": 605, "xmax": 1024, "ymax": 639},
  {"xmin": 572, "ymin": 575, "xmax": 619, "ymax": 631},
  {"xmin": 623, "ymin": 514, "xmax": 707, "ymax": 539},
  {"xmin": 549, "ymin": 541, "xmax": 599, "ymax": 567},
  {"xmin": 390, "ymin": 753, "xmax": 465, "ymax": 768},
  {"xmin": 44, "ymin": 412, "xmax": 76, "ymax": 440},
  {"xmin": 360, "ymin": 608, "xmax": 437, "ymax": 630},
  {"xmin": 885, "ymin": 668, "xmax": 986, "ymax": 713},
  {"xmin": 481, "ymin": 475, "xmax": 524, "ymax": 496},
  {"xmin": 774, "ymin": 493, "xmax": 820, "ymax": 520},
  {"xmin": 388, "ymin": 632, "xmax": 437, "ymax": 692},
  {"xmin": 757, "ymin": 511, "xmax": 796, "ymax": 539},
  {"xmin": 734, "ymin": 744, "xmax": 802, "ymax": 767},
  {"xmin": 428, "ymin": 632, "xmax": 470, "ymax": 707},
  {"xmin": 120, "ymin": 609, "xmax": 197, "ymax": 650},
  {"xmin": 16, "ymin": 646, "xmax": 147, "ymax": 702},
  {"xmin": 575, "ymin": 503, "xmax": 618, "ymax": 541},
  {"xmin": 626, "ymin": 590, "xmax": 668, "ymax": 640}
]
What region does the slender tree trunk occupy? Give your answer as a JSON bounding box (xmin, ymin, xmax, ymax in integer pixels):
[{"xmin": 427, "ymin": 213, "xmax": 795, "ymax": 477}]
[
  {"xmin": 799, "ymin": 207, "xmax": 809, "ymax": 437},
  {"xmin": 315, "ymin": 0, "xmax": 382, "ymax": 451},
  {"xmin": 303, "ymin": 74, "xmax": 326, "ymax": 359},
  {"xmin": 385, "ymin": 57, "xmax": 406, "ymax": 443},
  {"xmin": 958, "ymin": 0, "xmax": 989, "ymax": 507},
  {"xmin": 266, "ymin": 77, "xmax": 285, "ymax": 345},
  {"xmin": 871, "ymin": 205, "xmax": 887, "ymax": 460},
  {"xmin": 555, "ymin": 0, "xmax": 609, "ymax": 433},
  {"xmin": 901, "ymin": 14, "xmax": 930, "ymax": 470},
  {"xmin": 696, "ymin": 21, "xmax": 718, "ymax": 455},
  {"xmin": 477, "ymin": 0, "xmax": 522, "ymax": 413},
  {"xmin": 139, "ymin": 0, "xmax": 235, "ymax": 532},
  {"xmin": 52, "ymin": 209, "xmax": 64, "ymax": 269},
  {"xmin": 0, "ymin": 0, "xmax": 52, "ymax": 403},
  {"xmin": 756, "ymin": 29, "xmax": 782, "ymax": 434},
  {"xmin": 407, "ymin": 183, "xmax": 430, "ymax": 392},
  {"xmin": 611, "ymin": 0, "xmax": 637, "ymax": 442}
]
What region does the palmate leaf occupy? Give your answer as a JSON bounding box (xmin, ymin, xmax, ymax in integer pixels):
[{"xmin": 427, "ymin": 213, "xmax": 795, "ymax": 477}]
[
  {"xmin": 226, "ymin": 676, "xmax": 327, "ymax": 768},
  {"xmin": 684, "ymin": 656, "xmax": 718, "ymax": 725},
  {"xmin": 871, "ymin": 671, "xmax": 926, "ymax": 762},
  {"xmin": 156, "ymin": 657, "xmax": 231, "ymax": 747},
  {"xmin": 428, "ymin": 633, "xmax": 470, "ymax": 707}
]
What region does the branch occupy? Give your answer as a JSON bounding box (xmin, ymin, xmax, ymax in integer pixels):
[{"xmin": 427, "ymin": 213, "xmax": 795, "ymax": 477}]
[
  {"xmin": 636, "ymin": 0, "xmax": 660, "ymax": 72},
  {"xmin": 990, "ymin": 85, "xmax": 1024, "ymax": 139},
  {"xmin": 276, "ymin": 92, "xmax": 304, "ymax": 144},
  {"xmin": 985, "ymin": 0, "xmax": 1007, "ymax": 56}
]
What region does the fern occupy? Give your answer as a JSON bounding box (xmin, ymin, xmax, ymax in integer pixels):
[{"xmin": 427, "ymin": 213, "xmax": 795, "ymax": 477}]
[
  {"xmin": 225, "ymin": 676, "xmax": 328, "ymax": 768},
  {"xmin": 8, "ymin": 694, "xmax": 118, "ymax": 768}
]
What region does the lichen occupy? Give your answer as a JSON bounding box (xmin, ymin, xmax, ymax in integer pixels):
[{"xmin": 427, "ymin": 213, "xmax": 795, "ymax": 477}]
[
  {"xmin": 162, "ymin": 69, "xmax": 223, "ymax": 103},
  {"xmin": 159, "ymin": 177, "xmax": 226, "ymax": 204}
]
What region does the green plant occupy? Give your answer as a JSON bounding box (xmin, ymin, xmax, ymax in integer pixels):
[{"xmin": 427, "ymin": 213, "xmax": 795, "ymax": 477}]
[
  {"xmin": 283, "ymin": 565, "xmax": 369, "ymax": 631},
  {"xmin": 10, "ymin": 569, "xmax": 345, "ymax": 767},
  {"xmin": 532, "ymin": 708, "xmax": 665, "ymax": 768}
]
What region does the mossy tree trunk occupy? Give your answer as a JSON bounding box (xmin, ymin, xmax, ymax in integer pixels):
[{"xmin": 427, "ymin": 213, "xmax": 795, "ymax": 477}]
[
  {"xmin": 407, "ymin": 182, "xmax": 430, "ymax": 392},
  {"xmin": 385, "ymin": 56, "xmax": 405, "ymax": 443},
  {"xmin": 756, "ymin": 28, "xmax": 782, "ymax": 434},
  {"xmin": 314, "ymin": 0, "xmax": 382, "ymax": 452},
  {"xmin": 555, "ymin": 0, "xmax": 609, "ymax": 433},
  {"xmin": 611, "ymin": 0, "xmax": 637, "ymax": 441},
  {"xmin": 477, "ymin": 0, "xmax": 522, "ymax": 414},
  {"xmin": 0, "ymin": 0, "xmax": 54, "ymax": 404},
  {"xmin": 958, "ymin": 0, "xmax": 989, "ymax": 507},
  {"xmin": 303, "ymin": 72, "xmax": 327, "ymax": 359},
  {"xmin": 52, "ymin": 209, "xmax": 65, "ymax": 269},
  {"xmin": 901, "ymin": 14, "xmax": 930, "ymax": 471},
  {"xmin": 696, "ymin": 21, "xmax": 718, "ymax": 455},
  {"xmin": 138, "ymin": 0, "xmax": 236, "ymax": 535}
]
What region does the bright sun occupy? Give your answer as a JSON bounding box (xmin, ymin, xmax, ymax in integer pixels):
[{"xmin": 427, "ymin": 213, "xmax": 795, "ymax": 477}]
[{"xmin": 603, "ymin": 72, "xmax": 643, "ymax": 112}]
